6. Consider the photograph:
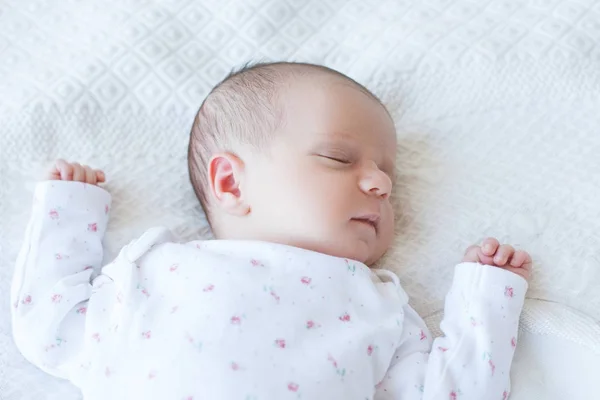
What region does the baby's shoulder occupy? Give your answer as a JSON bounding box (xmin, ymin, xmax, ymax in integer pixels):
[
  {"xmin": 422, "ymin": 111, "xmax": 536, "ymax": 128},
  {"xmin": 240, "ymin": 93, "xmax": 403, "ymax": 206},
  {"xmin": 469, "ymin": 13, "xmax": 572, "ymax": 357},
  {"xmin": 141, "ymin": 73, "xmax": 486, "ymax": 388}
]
[{"xmin": 113, "ymin": 227, "xmax": 191, "ymax": 266}]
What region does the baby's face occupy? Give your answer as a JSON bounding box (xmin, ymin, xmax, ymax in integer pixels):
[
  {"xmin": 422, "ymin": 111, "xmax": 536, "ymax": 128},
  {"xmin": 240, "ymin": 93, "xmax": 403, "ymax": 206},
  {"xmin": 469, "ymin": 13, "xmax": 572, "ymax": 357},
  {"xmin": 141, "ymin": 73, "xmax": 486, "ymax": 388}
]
[{"xmin": 243, "ymin": 76, "xmax": 397, "ymax": 266}]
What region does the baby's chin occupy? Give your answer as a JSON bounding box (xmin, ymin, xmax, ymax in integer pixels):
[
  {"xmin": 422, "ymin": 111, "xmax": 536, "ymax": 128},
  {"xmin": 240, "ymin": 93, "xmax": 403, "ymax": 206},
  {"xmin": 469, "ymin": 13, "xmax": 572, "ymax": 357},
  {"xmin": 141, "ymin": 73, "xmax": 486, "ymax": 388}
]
[
  {"xmin": 324, "ymin": 240, "xmax": 384, "ymax": 267},
  {"xmin": 261, "ymin": 235, "xmax": 386, "ymax": 267}
]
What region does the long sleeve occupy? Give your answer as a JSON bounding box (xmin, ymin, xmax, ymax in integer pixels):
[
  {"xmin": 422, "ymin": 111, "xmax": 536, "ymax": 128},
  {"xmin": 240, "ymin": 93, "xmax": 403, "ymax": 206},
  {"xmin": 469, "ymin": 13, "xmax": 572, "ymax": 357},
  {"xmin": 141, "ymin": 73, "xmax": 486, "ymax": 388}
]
[
  {"xmin": 11, "ymin": 180, "xmax": 111, "ymax": 380},
  {"xmin": 376, "ymin": 263, "xmax": 527, "ymax": 400}
]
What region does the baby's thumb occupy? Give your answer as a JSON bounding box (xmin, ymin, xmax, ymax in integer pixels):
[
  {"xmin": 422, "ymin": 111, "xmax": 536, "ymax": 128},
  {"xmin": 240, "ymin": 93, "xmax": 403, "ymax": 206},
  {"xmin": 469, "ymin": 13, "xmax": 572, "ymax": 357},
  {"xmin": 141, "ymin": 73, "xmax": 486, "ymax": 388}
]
[{"xmin": 96, "ymin": 170, "xmax": 106, "ymax": 183}]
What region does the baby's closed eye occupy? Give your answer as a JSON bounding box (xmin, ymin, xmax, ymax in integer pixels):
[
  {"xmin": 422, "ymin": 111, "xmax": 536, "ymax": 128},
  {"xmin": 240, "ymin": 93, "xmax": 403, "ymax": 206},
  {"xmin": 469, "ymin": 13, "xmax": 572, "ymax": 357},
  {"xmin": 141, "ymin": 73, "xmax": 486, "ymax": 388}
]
[{"xmin": 318, "ymin": 154, "xmax": 352, "ymax": 164}]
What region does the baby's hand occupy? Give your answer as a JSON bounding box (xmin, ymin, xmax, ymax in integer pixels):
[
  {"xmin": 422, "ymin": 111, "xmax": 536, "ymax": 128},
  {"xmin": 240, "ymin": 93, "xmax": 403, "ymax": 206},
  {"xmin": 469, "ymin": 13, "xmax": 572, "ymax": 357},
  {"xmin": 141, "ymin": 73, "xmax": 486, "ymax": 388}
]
[
  {"xmin": 463, "ymin": 237, "xmax": 532, "ymax": 282},
  {"xmin": 47, "ymin": 159, "xmax": 106, "ymax": 186}
]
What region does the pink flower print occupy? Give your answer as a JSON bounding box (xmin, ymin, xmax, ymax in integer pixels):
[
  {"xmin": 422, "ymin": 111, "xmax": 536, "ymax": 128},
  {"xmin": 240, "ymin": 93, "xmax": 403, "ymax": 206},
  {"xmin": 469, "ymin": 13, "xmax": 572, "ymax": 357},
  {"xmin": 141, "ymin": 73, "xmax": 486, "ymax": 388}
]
[
  {"xmin": 49, "ymin": 209, "xmax": 59, "ymax": 220},
  {"xmin": 450, "ymin": 391, "xmax": 457, "ymax": 400},
  {"xmin": 482, "ymin": 351, "xmax": 495, "ymax": 375},
  {"xmin": 148, "ymin": 371, "xmax": 157, "ymax": 380},
  {"xmin": 489, "ymin": 359, "xmax": 496, "ymax": 376},
  {"xmin": 306, "ymin": 320, "xmax": 320, "ymax": 329},
  {"xmin": 142, "ymin": 330, "xmax": 152, "ymax": 339},
  {"xmin": 300, "ymin": 276, "xmax": 312, "ymax": 285},
  {"xmin": 367, "ymin": 345, "xmax": 374, "ymax": 356},
  {"xmin": 104, "ymin": 204, "xmax": 109, "ymax": 214},
  {"xmin": 327, "ymin": 353, "xmax": 346, "ymax": 378},
  {"xmin": 136, "ymin": 284, "xmax": 150, "ymax": 297},
  {"xmin": 470, "ymin": 317, "xmax": 481, "ymax": 327},
  {"xmin": 438, "ymin": 346, "xmax": 448, "ymax": 352},
  {"xmin": 287, "ymin": 382, "xmax": 299, "ymax": 392},
  {"xmin": 231, "ymin": 362, "xmax": 241, "ymax": 371},
  {"xmin": 77, "ymin": 306, "xmax": 87, "ymax": 314},
  {"xmin": 184, "ymin": 332, "xmax": 203, "ymax": 351},
  {"xmin": 274, "ymin": 339, "xmax": 286, "ymax": 349},
  {"xmin": 55, "ymin": 253, "xmax": 63, "ymax": 260},
  {"xmin": 327, "ymin": 354, "xmax": 339, "ymax": 369},
  {"xmin": 169, "ymin": 264, "xmax": 179, "ymax": 272},
  {"xmin": 419, "ymin": 329, "xmax": 427, "ymax": 341},
  {"xmin": 231, "ymin": 315, "xmax": 242, "ymax": 325},
  {"xmin": 88, "ymin": 223, "xmax": 97, "ymax": 232},
  {"xmin": 22, "ymin": 295, "xmax": 32, "ymax": 305},
  {"xmin": 51, "ymin": 294, "xmax": 62, "ymax": 303},
  {"xmin": 91, "ymin": 333, "xmax": 101, "ymax": 342},
  {"xmin": 504, "ymin": 286, "xmax": 514, "ymax": 298},
  {"xmin": 45, "ymin": 338, "xmax": 64, "ymax": 351},
  {"xmin": 511, "ymin": 337, "xmax": 517, "ymax": 348},
  {"xmin": 105, "ymin": 367, "xmax": 111, "ymax": 377},
  {"xmin": 263, "ymin": 285, "xmax": 280, "ymax": 303},
  {"xmin": 203, "ymin": 284, "xmax": 214, "ymax": 292},
  {"xmin": 250, "ymin": 259, "xmax": 264, "ymax": 267},
  {"xmin": 502, "ymin": 390, "xmax": 509, "ymax": 400},
  {"xmin": 83, "ymin": 265, "xmax": 93, "ymax": 271},
  {"xmin": 339, "ymin": 312, "xmax": 351, "ymax": 322}
]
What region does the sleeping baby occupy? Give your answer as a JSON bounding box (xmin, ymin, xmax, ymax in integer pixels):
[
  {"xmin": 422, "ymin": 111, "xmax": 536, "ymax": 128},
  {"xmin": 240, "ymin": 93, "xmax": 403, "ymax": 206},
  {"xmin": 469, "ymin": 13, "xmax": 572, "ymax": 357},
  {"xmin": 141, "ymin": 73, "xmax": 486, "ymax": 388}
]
[{"xmin": 11, "ymin": 62, "xmax": 531, "ymax": 400}]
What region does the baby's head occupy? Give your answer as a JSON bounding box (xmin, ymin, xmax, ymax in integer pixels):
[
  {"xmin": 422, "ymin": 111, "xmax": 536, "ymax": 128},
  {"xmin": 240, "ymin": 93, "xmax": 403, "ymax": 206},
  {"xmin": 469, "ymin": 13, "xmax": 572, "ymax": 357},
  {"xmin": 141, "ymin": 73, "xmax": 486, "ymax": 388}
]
[{"xmin": 188, "ymin": 62, "xmax": 396, "ymax": 266}]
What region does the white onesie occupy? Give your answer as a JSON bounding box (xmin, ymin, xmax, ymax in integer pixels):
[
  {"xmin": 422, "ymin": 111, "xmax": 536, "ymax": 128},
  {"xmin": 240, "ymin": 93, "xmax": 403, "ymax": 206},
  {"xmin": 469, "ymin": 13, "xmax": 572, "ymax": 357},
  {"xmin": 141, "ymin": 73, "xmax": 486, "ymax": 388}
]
[{"xmin": 11, "ymin": 181, "xmax": 527, "ymax": 400}]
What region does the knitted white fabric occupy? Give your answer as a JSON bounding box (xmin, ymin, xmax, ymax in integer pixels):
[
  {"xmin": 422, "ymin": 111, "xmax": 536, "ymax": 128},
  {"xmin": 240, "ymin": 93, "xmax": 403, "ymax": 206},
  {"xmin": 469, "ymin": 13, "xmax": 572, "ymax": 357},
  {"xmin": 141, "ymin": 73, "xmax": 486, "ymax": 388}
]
[{"xmin": 1, "ymin": 0, "xmax": 599, "ymax": 398}]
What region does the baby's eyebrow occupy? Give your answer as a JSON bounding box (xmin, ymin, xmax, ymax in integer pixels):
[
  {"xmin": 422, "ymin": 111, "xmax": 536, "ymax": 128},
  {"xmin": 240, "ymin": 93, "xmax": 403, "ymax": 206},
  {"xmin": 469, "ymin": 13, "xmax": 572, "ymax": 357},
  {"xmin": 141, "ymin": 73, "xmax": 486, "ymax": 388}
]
[
  {"xmin": 316, "ymin": 130, "xmax": 355, "ymax": 141},
  {"xmin": 310, "ymin": 134, "xmax": 356, "ymax": 149}
]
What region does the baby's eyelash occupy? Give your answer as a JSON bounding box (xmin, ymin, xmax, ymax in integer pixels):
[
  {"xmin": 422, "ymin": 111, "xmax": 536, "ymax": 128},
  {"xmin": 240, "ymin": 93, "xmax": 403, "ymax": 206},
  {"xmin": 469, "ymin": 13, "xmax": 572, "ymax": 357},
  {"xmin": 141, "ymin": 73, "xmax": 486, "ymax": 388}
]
[{"xmin": 320, "ymin": 155, "xmax": 351, "ymax": 164}]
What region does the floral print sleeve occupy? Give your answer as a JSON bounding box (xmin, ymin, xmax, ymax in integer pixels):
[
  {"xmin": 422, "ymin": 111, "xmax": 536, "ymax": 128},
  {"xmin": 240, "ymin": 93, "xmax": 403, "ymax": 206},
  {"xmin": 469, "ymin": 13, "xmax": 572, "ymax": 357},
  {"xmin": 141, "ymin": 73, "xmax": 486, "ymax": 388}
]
[
  {"xmin": 11, "ymin": 181, "xmax": 111, "ymax": 379},
  {"xmin": 376, "ymin": 263, "xmax": 527, "ymax": 400}
]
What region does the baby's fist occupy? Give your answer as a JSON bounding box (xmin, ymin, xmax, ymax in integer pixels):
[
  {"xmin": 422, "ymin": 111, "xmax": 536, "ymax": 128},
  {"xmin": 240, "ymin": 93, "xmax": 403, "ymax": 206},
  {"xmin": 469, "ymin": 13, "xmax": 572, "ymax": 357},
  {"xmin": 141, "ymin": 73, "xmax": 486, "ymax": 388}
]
[
  {"xmin": 47, "ymin": 159, "xmax": 105, "ymax": 186},
  {"xmin": 463, "ymin": 237, "xmax": 532, "ymax": 281}
]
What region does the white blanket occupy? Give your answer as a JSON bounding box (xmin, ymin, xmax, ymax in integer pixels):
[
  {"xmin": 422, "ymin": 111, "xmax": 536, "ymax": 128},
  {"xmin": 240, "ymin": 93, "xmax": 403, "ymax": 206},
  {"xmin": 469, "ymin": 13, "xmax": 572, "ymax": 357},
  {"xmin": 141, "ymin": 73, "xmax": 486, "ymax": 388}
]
[{"xmin": 1, "ymin": 0, "xmax": 600, "ymax": 398}]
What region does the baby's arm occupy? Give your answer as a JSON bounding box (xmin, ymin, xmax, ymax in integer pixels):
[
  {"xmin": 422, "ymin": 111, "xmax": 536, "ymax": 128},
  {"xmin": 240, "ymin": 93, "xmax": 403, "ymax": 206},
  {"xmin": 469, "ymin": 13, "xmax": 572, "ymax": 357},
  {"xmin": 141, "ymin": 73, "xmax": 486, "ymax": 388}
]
[
  {"xmin": 11, "ymin": 160, "xmax": 110, "ymax": 379},
  {"xmin": 376, "ymin": 239, "xmax": 530, "ymax": 400}
]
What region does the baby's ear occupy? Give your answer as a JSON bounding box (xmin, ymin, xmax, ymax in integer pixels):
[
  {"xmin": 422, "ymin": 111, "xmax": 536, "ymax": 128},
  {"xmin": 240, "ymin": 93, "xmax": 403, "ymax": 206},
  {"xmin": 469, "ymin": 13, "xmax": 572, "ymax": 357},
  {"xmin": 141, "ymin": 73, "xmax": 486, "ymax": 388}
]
[{"xmin": 207, "ymin": 152, "xmax": 250, "ymax": 216}]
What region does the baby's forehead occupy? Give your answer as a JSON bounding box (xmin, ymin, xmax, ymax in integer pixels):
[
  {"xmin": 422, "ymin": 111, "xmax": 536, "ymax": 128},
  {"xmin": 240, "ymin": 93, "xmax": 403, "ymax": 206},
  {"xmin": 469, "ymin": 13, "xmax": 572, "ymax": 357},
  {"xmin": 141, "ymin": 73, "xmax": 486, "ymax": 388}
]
[{"xmin": 281, "ymin": 79, "xmax": 396, "ymax": 142}]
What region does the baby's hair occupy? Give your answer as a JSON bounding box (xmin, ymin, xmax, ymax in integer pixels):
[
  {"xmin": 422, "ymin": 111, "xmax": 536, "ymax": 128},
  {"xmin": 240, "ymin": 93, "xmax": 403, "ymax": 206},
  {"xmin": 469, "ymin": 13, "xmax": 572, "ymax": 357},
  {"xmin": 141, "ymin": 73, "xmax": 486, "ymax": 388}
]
[{"xmin": 187, "ymin": 61, "xmax": 385, "ymax": 226}]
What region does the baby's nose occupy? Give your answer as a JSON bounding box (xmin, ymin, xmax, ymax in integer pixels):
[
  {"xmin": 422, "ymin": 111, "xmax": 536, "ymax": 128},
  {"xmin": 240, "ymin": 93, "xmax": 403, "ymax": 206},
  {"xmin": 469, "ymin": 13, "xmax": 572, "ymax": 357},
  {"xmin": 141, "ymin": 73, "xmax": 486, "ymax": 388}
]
[{"xmin": 359, "ymin": 167, "xmax": 392, "ymax": 199}]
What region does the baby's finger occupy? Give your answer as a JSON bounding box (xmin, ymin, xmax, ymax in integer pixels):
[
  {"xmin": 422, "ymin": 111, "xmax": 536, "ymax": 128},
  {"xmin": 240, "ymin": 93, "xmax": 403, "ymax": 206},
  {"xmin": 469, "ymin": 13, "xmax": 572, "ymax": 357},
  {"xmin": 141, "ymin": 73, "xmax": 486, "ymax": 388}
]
[
  {"xmin": 463, "ymin": 245, "xmax": 480, "ymax": 263},
  {"xmin": 521, "ymin": 252, "xmax": 533, "ymax": 272},
  {"xmin": 84, "ymin": 165, "xmax": 97, "ymax": 185},
  {"xmin": 96, "ymin": 170, "xmax": 106, "ymax": 183},
  {"xmin": 481, "ymin": 237, "xmax": 500, "ymax": 256},
  {"xmin": 47, "ymin": 165, "xmax": 61, "ymax": 180},
  {"xmin": 56, "ymin": 159, "xmax": 74, "ymax": 180},
  {"xmin": 72, "ymin": 163, "xmax": 85, "ymax": 182},
  {"xmin": 494, "ymin": 244, "xmax": 515, "ymax": 266},
  {"xmin": 510, "ymin": 250, "xmax": 528, "ymax": 268}
]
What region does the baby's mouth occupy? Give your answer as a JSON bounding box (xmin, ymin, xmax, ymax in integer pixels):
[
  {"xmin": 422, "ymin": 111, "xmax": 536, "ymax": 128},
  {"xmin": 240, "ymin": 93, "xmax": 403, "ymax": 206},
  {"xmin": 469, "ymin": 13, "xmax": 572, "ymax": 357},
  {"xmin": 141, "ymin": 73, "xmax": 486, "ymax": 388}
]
[{"xmin": 351, "ymin": 214, "xmax": 380, "ymax": 232}]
